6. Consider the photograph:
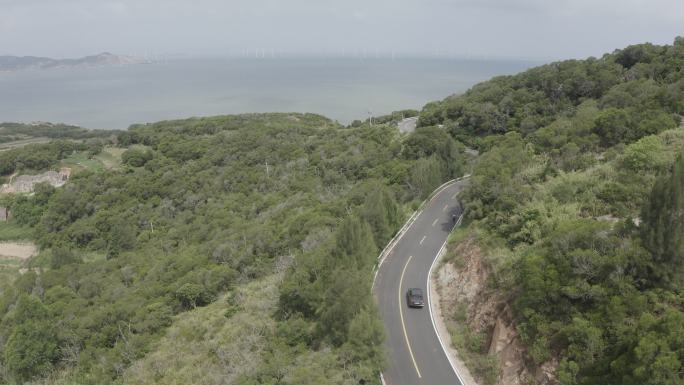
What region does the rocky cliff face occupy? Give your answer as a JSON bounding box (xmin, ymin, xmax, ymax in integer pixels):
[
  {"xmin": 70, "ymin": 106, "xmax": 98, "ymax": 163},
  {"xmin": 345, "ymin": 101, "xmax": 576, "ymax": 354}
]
[{"xmin": 436, "ymin": 235, "xmax": 558, "ymax": 385}]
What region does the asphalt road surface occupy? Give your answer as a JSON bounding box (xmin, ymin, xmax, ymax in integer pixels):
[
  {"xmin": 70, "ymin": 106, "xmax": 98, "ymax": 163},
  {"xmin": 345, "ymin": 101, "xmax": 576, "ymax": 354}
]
[
  {"xmin": 398, "ymin": 117, "xmax": 418, "ymax": 133},
  {"xmin": 374, "ymin": 180, "xmax": 467, "ymax": 385}
]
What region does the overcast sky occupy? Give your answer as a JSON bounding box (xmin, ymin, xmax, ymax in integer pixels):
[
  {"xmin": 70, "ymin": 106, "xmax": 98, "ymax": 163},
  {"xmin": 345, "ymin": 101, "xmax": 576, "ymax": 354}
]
[{"xmin": 1, "ymin": 0, "xmax": 682, "ymax": 60}]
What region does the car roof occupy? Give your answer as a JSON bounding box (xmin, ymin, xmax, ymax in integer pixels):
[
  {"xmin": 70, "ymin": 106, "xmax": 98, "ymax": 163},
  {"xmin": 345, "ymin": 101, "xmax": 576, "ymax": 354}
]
[{"xmin": 409, "ymin": 288, "xmax": 422, "ymax": 294}]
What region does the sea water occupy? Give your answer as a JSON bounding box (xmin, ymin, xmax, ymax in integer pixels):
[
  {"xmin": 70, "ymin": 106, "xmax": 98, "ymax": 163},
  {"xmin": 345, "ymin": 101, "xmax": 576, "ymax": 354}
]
[{"xmin": 0, "ymin": 57, "xmax": 537, "ymax": 129}]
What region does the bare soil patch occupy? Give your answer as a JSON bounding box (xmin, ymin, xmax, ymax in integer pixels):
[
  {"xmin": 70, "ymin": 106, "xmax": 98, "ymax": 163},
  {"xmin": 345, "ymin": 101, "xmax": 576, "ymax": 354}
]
[
  {"xmin": 0, "ymin": 168, "xmax": 70, "ymax": 193},
  {"xmin": 0, "ymin": 242, "xmax": 38, "ymax": 260}
]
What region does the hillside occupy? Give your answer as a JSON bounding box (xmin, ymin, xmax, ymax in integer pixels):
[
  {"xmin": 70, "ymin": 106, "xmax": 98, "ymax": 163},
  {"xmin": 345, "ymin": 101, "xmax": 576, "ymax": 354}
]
[
  {"xmin": 427, "ymin": 37, "xmax": 684, "ymax": 384},
  {"xmin": 0, "ymin": 113, "xmax": 465, "ymax": 384},
  {"xmin": 0, "ymin": 123, "xmax": 116, "ymax": 144},
  {"xmin": 421, "ymin": 37, "xmax": 684, "ymax": 148},
  {"xmin": 0, "ymin": 53, "xmax": 150, "ymax": 72}
]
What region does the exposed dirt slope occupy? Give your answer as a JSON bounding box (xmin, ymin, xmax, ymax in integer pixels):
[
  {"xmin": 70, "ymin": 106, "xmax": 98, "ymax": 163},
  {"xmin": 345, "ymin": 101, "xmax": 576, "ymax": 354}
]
[{"xmin": 435, "ymin": 234, "xmax": 558, "ymax": 385}]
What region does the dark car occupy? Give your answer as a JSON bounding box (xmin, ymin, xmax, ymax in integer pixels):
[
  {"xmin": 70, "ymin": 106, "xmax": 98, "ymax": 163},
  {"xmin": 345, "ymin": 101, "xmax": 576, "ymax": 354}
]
[{"xmin": 406, "ymin": 288, "xmax": 425, "ymax": 308}]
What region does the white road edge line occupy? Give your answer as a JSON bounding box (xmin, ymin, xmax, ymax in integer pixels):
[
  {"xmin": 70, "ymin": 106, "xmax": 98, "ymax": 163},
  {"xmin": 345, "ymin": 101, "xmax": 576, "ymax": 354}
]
[{"xmin": 426, "ymin": 211, "xmax": 468, "ymax": 385}]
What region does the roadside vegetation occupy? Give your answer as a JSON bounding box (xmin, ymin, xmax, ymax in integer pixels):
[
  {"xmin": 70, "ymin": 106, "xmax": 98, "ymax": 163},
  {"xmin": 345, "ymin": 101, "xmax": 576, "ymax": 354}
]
[
  {"xmin": 430, "ymin": 37, "xmax": 684, "ymax": 384},
  {"xmin": 449, "ymin": 302, "xmax": 500, "ymax": 385}
]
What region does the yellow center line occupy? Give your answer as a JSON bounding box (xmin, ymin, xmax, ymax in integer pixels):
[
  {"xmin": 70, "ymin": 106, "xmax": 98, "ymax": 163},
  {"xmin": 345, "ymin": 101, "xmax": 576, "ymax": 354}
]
[{"xmin": 399, "ymin": 255, "xmax": 422, "ymax": 379}]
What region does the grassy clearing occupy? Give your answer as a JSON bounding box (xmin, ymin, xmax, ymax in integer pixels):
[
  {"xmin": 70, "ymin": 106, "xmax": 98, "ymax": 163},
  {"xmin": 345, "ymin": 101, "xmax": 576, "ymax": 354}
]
[
  {"xmin": 60, "ymin": 151, "xmax": 105, "ymax": 172},
  {"xmin": 94, "ymin": 146, "xmax": 125, "ymax": 170},
  {"xmin": 0, "ymin": 222, "xmax": 34, "ymax": 242}
]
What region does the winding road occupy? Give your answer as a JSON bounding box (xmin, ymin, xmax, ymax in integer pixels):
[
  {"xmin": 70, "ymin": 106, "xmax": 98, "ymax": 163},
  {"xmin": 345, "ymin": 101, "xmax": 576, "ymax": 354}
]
[{"xmin": 374, "ymin": 179, "xmax": 468, "ymax": 385}]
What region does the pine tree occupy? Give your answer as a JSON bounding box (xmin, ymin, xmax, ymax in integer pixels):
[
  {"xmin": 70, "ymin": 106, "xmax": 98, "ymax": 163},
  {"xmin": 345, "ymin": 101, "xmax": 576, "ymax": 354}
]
[
  {"xmin": 343, "ymin": 304, "xmax": 385, "ymax": 367},
  {"xmin": 316, "ymin": 268, "xmax": 370, "ymax": 345},
  {"xmin": 641, "ymin": 152, "xmax": 684, "ymax": 285},
  {"xmin": 334, "ymin": 215, "xmax": 377, "ymax": 270},
  {"xmin": 409, "ymin": 156, "xmax": 444, "ymax": 199},
  {"xmin": 362, "ymin": 184, "xmax": 401, "ymax": 247}
]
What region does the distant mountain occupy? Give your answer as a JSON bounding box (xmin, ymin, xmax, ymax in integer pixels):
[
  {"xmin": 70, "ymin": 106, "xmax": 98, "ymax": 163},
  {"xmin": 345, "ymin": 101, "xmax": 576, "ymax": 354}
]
[{"xmin": 0, "ymin": 52, "xmax": 151, "ymax": 72}]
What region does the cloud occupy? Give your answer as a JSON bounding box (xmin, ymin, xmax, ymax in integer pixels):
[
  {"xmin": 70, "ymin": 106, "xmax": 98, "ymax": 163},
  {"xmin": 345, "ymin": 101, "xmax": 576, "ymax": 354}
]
[{"xmin": 0, "ymin": 0, "xmax": 681, "ymax": 59}]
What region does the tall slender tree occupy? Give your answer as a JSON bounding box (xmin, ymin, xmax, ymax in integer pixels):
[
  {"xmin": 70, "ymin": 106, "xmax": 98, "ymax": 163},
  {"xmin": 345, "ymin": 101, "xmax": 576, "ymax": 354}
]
[
  {"xmin": 334, "ymin": 215, "xmax": 377, "ymax": 270},
  {"xmin": 641, "ymin": 151, "xmax": 684, "ymax": 285}
]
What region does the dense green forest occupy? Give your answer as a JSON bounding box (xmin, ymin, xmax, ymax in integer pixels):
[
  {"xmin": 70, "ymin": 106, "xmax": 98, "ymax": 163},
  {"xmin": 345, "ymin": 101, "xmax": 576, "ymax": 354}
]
[
  {"xmin": 0, "ymin": 113, "xmax": 464, "ymax": 384},
  {"xmin": 0, "ymin": 123, "xmax": 115, "ymax": 144},
  {"xmin": 429, "ymin": 38, "xmax": 684, "ymax": 384}
]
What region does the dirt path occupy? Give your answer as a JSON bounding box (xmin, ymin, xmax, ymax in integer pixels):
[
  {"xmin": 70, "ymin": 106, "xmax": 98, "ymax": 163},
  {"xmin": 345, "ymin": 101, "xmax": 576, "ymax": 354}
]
[{"xmin": 0, "ymin": 242, "xmax": 38, "ymax": 260}]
